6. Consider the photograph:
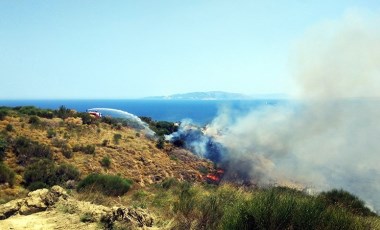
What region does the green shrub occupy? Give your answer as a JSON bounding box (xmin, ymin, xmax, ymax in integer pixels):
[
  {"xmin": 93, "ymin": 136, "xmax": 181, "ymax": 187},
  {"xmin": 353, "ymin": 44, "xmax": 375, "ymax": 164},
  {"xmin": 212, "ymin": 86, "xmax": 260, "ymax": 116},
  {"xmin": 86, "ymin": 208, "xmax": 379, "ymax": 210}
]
[
  {"xmin": 28, "ymin": 115, "xmax": 40, "ymax": 125},
  {"xmin": 76, "ymin": 112, "xmax": 95, "ymax": 125},
  {"xmin": 5, "ymin": 124, "xmax": 13, "ymax": 132},
  {"xmin": 80, "ymin": 212, "xmax": 96, "ymax": 222},
  {"xmin": 13, "ymin": 106, "xmax": 53, "ymax": 119},
  {"xmin": 55, "ymin": 163, "xmax": 80, "ymax": 182},
  {"xmin": 0, "ymin": 109, "xmax": 8, "ymax": 120},
  {"xmin": 55, "ymin": 105, "xmax": 72, "ymax": 119},
  {"xmin": 113, "ymin": 133, "xmax": 122, "ymax": 145},
  {"xmin": 62, "ymin": 146, "xmax": 73, "ymax": 159},
  {"xmin": 161, "ymin": 177, "xmax": 178, "ymax": 190},
  {"xmin": 77, "ymin": 173, "xmax": 132, "ymax": 196},
  {"xmin": 24, "ymin": 159, "xmax": 57, "ymax": 187},
  {"xmin": 83, "ymin": 144, "xmax": 95, "ymax": 154},
  {"xmin": 0, "ymin": 137, "xmax": 7, "ymax": 161},
  {"xmin": 156, "ymin": 137, "xmax": 165, "ymax": 149},
  {"xmin": 72, "ymin": 144, "xmax": 95, "ymax": 155},
  {"xmin": 319, "ymin": 189, "xmax": 376, "ymax": 216},
  {"xmin": 0, "ymin": 162, "xmax": 16, "ymax": 186},
  {"xmin": 100, "ymin": 156, "xmax": 111, "ymax": 168},
  {"xmin": 46, "ymin": 129, "xmax": 56, "ymax": 138},
  {"xmin": 24, "ymin": 159, "xmax": 80, "ymax": 189},
  {"xmin": 51, "ymin": 137, "xmax": 67, "ymax": 148},
  {"xmin": 13, "ymin": 136, "xmax": 52, "ymax": 165},
  {"xmin": 220, "ymin": 188, "xmax": 369, "ymax": 230},
  {"xmin": 27, "ymin": 181, "xmax": 48, "ymax": 191}
]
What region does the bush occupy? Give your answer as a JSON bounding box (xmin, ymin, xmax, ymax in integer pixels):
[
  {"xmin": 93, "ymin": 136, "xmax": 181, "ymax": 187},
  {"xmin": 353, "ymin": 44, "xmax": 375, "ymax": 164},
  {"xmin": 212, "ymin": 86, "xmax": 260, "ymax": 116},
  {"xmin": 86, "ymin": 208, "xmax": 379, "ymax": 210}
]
[
  {"xmin": 27, "ymin": 181, "xmax": 48, "ymax": 191},
  {"xmin": 55, "ymin": 105, "xmax": 72, "ymax": 119},
  {"xmin": 113, "ymin": 133, "xmax": 122, "ymax": 145},
  {"xmin": 72, "ymin": 144, "xmax": 95, "ymax": 155},
  {"xmin": 46, "ymin": 129, "xmax": 56, "ymax": 138},
  {"xmin": 0, "ymin": 109, "xmax": 8, "ymax": 120},
  {"xmin": 77, "ymin": 173, "xmax": 132, "ymax": 196},
  {"xmin": 24, "ymin": 159, "xmax": 80, "ymax": 189},
  {"xmin": 76, "ymin": 112, "xmax": 96, "ymax": 125},
  {"xmin": 28, "ymin": 115, "xmax": 40, "ymax": 125},
  {"xmin": 156, "ymin": 137, "xmax": 165, "ymax": 149},
  {"xmin": 0, "ymin": 137, "xmax": 7, "ymax": 161},
  {"xmin": 319, "ymin": 189, "xmax": 376, "ymax": 216},
  {"xmin": 220, "ymin": 188, "xmax": 369, "ymax": 230},
  {"xmin": 0, "ymin": 162, "xmax": 16, "ymax": 186},
  {"xmin": 100, "ymin": 156, "xmax": 111, "ymax": 168},
  {"xmin": 62, "ymin": 146, "xmax": 73, "ymax": 159},
  {"xmin": 102, "ymin": 139, "xmax": 109, "ymax": 146},
  {"xmin": 13, "ymin": 136, "xmax": 52, "ymax": 165},
  {"xmin": 24, "ymin": 159, "xmax": 57, "ymax": 188},
  {"xmin": 83, "ymin": 145, "xmax": 95, "ymax": 154},
  {"xmin": 161, "ymin": 178, "xmax": 178, "ymax": 190},
  {"xmin": 55, "ymin": 163, "xmax": 80, "ymax": 182},
  {"xmin": 5, "ymin": 124, "xmax": 13, "ymax": 132},
  {"xmin": 13, "ymin": 106, "xmax": 53, "ymax": 119},
  {"xmin": 51, "ymin": 137, "xmax": 67, "ymax": 148}
]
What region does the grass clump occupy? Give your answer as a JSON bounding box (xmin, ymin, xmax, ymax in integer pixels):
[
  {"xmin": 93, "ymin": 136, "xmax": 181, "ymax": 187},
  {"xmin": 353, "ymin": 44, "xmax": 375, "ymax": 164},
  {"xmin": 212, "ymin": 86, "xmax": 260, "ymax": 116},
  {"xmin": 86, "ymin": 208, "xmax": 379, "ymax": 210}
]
[
  {"xmin": 46, "ymin": 128, "xmax": 57, "ymax": 138},
  {"xmin": 100, "ymin": 156, "xmax": 111, "ymax": 168},
  {"xmin": 5, "ymin": 124, "xmax": 14, "ymax": 132},
  {"xmin": 113, "ymin": 133, "xmax": 122, "ymax": 144},
  {"xmin": 61, "ymin": 145, "xmax": 74, "ymax": 159},
  {"xmin": 73, "ymin": 144, "xmax": 95, "ymax": 155},
  {"xmin": 167, "ymin": 184, "xmax": 373, "ymax": 230},
  {"xmin": 28, "ymin": 115, "xmax": 41, "ymax": 125},
  {"xmin": 77, "ymin": 173, "xmax": 132, "ymax": 196}
]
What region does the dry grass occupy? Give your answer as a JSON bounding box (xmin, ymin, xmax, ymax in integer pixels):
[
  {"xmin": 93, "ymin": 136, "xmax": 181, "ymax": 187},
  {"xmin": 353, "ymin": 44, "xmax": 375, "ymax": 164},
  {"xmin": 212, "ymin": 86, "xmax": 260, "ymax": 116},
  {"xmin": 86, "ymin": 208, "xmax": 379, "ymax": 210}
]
[{"xmin": 0, "ymin": 113, "xmax": 213, "ymax": 190}]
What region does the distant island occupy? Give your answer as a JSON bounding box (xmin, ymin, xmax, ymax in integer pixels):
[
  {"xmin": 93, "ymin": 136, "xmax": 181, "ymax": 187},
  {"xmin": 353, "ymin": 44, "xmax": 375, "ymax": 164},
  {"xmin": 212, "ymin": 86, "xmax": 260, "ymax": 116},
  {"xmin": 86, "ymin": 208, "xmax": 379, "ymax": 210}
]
[{"xmin": 144, "ymin": 91, "xmax": 287, "ymax": 100}]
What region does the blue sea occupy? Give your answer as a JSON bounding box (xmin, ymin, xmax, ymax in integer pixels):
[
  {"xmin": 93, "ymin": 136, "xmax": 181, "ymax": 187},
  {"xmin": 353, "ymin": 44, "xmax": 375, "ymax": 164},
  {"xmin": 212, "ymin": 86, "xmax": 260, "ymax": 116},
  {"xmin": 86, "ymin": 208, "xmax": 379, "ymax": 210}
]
[{"xmin": 0, "ymin": 99, "xmax": 283, "ymax": 125}]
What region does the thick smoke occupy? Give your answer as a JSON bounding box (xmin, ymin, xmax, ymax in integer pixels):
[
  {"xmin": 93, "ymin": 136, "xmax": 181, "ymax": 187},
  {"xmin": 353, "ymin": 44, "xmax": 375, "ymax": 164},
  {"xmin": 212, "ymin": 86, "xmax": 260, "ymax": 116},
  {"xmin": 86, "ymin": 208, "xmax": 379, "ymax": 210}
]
[
  {"xmin": 170, "ymin": 11, "xmax": 380, "ymax": 212},
  {"xmin": 213, "ymin": 10, "xmax": 380, "ymax": 211}
]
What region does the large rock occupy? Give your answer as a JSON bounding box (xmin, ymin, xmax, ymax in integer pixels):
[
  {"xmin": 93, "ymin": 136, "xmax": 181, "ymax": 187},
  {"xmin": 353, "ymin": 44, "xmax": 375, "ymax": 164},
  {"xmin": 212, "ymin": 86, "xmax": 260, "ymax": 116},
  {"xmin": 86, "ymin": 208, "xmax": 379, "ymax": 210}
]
[
  {"xmin": 101, "ymin": 207, "xmax": 154, "ymax": 229},
  {"xmin": 0, "ymin": 186, "xmax": 68, "ymax": 219}
]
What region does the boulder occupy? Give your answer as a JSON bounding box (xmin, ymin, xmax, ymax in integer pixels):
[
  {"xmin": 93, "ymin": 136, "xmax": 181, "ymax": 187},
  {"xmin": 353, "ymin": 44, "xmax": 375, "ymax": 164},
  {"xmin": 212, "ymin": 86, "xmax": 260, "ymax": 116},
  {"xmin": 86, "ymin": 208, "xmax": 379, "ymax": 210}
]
[{"xmin": 0, "ymin": 186, "xmax": 68, "ymax": 218}]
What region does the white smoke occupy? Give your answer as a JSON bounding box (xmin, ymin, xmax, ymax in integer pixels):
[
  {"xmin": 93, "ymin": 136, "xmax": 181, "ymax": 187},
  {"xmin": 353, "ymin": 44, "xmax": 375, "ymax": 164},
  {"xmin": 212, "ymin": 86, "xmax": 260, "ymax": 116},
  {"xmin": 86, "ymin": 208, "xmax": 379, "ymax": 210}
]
[{"xmin": 205, "ymin": 10, "xmax": 380, "ymax": 211}]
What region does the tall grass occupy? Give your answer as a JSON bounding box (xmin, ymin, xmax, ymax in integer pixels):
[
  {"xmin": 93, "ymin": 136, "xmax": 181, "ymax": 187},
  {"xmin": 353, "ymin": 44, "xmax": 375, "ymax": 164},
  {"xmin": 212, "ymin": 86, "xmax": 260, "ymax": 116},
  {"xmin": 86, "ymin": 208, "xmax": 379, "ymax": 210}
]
[
  {"xmin": 169, "ymin": 184, "xmax": 373, "ymax": 230},
  {"xmin": 77, "ymin": 173, "xmax": 132, "ymax": 196}
]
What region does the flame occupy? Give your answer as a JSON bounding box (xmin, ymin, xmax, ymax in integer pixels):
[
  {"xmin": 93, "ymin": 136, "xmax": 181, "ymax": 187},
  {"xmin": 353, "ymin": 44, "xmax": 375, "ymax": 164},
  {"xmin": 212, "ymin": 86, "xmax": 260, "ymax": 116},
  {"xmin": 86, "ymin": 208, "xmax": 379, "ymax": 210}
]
[
  {"xmin": 206, "ymin": 174, "xmax": 220, "ymax": 181},
  {"xmin": 205, "ymin": 168, "xmax": 225, "ymax": 184}
]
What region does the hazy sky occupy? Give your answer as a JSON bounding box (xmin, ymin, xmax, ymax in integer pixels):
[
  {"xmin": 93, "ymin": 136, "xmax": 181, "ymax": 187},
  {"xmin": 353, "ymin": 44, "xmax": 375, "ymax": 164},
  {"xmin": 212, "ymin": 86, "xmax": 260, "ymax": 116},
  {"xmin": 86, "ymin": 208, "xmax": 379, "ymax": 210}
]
[{"xmin": 0, "ymin": 1, "xmax": 379, "ymax": 99}]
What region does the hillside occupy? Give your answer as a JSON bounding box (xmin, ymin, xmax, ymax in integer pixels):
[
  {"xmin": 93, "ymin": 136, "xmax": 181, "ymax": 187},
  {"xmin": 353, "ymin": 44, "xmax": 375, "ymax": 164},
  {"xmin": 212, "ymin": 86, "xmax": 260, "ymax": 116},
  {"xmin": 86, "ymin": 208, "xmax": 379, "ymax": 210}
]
[{"xmin": 0, "ymin": 106, "xmax": 379, "ymax": 229}]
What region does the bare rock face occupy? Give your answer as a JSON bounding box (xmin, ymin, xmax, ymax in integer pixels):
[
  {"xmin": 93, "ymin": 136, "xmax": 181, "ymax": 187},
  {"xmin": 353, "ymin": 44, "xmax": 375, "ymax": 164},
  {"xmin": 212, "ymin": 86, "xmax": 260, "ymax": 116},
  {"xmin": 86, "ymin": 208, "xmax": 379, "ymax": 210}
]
[
  {"xmin": 101, "ymin": 207, "xmax": 154, "ymax": 229},
  {"xmin": 0, "ymin": 186, "xmax": 154, "ymax": 229},
  {"xmin": 0, "ymin": 186, "xmax": 68, "ymax": 219}
]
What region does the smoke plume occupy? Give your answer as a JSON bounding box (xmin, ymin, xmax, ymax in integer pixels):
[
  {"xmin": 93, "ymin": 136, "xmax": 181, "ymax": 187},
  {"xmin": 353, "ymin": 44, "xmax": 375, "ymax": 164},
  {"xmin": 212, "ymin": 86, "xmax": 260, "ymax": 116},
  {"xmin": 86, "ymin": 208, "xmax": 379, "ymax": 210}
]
[
  {"xmin": 216, "ymin": 10, "xmax": 380, "ymax": 211},
  {"xmin": 172, "ymin": 10, "xmax": 380, "ymax": 212}
]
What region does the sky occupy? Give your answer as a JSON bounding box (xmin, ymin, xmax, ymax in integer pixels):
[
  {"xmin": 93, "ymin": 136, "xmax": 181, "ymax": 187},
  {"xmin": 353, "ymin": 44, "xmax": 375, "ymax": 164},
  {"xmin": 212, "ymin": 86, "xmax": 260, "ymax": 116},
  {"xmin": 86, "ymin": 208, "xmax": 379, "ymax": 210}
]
[{"xmin": 0, "ymin": 0, "xmax": 379, "ymax": 99}]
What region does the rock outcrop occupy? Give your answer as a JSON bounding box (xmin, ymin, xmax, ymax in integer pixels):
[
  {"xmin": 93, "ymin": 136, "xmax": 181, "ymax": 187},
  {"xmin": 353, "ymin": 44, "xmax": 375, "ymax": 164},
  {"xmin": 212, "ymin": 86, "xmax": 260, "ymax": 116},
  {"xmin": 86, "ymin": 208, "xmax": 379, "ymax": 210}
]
[
  {"xmin": 0, "ymin": 186, "xmax": 154, "ymax": 229},
  {"xmin": 0, "ymin": 185, "xmax": 68, "ymax": 219}
]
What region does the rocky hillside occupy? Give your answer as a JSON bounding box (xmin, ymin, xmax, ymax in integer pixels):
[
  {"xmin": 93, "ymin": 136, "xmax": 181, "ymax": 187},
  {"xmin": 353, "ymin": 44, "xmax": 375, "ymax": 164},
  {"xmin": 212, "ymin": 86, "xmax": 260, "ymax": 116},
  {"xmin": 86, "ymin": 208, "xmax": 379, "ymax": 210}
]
[{"xmin": 0, "ymin": 107, "xmax": 213, "ymax": 189}]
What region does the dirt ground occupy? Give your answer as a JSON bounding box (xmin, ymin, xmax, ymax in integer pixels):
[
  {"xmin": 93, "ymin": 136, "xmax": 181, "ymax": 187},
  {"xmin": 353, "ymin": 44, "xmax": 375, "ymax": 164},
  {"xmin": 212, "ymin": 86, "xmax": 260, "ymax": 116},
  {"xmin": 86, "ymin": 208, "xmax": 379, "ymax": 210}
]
[{"xmin": 0, "ymin": 210, "xmax": 99, "ymax": 230}]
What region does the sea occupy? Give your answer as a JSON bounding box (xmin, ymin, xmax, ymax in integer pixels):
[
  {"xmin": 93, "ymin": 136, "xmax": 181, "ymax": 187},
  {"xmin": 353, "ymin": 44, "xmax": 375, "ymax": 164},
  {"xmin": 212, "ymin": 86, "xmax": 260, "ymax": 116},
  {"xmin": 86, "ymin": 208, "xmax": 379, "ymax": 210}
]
[{"xmin": 0, "ymin": 99, "xmax": 283, "ymax": 125}]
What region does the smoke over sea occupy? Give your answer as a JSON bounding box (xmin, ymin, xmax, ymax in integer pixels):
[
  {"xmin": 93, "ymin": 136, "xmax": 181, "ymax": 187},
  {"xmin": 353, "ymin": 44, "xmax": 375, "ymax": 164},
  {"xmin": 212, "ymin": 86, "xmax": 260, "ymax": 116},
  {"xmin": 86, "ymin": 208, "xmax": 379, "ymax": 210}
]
[{"xmin": 168, "ymin": 11, "xmax": 380, "ymax": 212}]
